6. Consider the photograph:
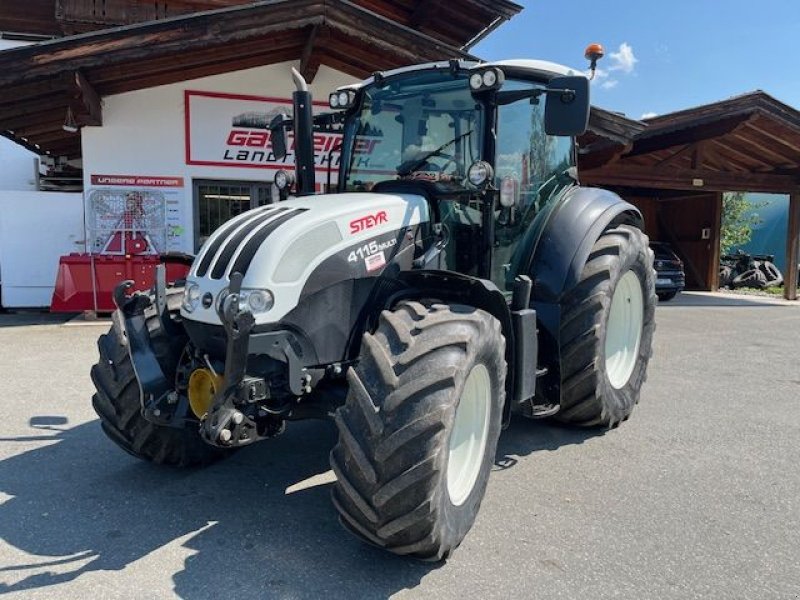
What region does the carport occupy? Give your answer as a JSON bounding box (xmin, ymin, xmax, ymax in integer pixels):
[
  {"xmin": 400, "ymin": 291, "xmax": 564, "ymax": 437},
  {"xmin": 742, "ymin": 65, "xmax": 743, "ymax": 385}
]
[{"xmin": 580, "ymin": 91, "xmax": 800, "ymax": 300}]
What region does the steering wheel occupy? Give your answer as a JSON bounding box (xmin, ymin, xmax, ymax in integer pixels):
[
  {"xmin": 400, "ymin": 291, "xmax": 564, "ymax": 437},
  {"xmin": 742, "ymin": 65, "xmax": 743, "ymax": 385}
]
[{"xmin": 399, "ymin": 151, "xmax": 458, "ymax": 177}]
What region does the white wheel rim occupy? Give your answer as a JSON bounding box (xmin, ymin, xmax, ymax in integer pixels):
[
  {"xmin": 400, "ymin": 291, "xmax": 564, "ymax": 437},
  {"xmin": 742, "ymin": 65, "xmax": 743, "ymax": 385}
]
[
  {"xmin": 605, "ymin": 270, "xmax": 645, "ymax": 389},
  {"xmin": 447, "ymin": 363, "xmax": 491, "ymax": 506}
]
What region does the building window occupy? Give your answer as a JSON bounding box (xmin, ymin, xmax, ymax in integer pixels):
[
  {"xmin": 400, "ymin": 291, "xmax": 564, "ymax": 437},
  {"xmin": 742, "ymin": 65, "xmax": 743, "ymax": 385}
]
[{"xmin": 193, "ymin": 180, "xmax": 274, "ymax": 251}]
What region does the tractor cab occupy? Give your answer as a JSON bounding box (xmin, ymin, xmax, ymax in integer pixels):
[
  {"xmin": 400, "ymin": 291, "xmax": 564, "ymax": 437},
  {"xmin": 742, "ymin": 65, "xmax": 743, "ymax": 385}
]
[{"xmin": 276, "ymin": 60, "xmax": 590, "ymax": 297}]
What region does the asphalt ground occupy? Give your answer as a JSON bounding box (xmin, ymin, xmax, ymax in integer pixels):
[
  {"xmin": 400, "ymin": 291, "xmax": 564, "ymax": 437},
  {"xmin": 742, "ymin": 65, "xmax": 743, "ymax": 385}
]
[{"xmin": 0, "ymin": 292, "xmax": 798, "ymax": 599}]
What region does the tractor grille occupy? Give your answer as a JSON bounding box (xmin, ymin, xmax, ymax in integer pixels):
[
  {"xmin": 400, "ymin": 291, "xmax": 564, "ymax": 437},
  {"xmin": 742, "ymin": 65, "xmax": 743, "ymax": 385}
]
[{"xmin": 194, "ymin": 206, "xmax": 305, "ymax": 280}]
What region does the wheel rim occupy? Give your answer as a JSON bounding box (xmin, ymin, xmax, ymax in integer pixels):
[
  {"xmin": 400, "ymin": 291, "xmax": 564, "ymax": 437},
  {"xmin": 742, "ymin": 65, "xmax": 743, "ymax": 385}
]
[
  {"xmin": 605, "ymin": 270, "xmax": 645, "ymax": 389},
  {"xmin": 447, "ymin": 363, "xmax": 491, "ymax": 506}
]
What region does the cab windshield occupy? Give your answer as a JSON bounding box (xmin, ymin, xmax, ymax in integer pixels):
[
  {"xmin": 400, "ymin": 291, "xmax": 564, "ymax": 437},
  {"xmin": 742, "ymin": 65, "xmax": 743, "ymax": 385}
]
[{"xmin": 340, "ymin": 70, "xmax": 483, "ymax": 192}]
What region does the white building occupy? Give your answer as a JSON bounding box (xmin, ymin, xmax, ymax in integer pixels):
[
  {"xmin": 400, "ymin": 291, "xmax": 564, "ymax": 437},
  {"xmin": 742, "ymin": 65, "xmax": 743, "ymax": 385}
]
[{"xmin": 0, "ymin": 0, "xmax": 518, "ymax": 308}]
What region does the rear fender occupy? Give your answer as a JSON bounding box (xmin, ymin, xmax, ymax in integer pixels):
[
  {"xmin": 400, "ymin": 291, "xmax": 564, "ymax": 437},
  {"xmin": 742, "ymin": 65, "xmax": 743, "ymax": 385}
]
[{"xmin": 525, "ymin": 186, "xmax": 644, "ymax": 395}]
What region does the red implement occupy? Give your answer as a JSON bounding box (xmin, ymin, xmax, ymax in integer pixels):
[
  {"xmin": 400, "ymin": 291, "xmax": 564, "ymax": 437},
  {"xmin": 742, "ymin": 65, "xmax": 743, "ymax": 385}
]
[{"xmin": 50, "ymin": 253, "xmax": 191, "ymax": 313}]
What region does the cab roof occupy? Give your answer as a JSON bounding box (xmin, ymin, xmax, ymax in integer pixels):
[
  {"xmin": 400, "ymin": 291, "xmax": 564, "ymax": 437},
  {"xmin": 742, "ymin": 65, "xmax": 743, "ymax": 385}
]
[{"xmin": 337, "ymin": 59, "xmax": 586, "ymax": 91}]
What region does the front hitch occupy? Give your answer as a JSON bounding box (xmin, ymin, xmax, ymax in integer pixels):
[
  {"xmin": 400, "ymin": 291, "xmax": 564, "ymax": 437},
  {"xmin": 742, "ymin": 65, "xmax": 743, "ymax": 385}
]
[{"xmin": 199, "ymin": 272, "xmax": 264, "ymax": 447}]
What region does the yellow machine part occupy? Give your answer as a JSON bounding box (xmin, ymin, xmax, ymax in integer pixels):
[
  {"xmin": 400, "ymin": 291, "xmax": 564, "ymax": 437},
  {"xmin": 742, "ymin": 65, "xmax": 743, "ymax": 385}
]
[{"xmin": 187, "ymin": 368, "xmax": 224, "ymax": 419}]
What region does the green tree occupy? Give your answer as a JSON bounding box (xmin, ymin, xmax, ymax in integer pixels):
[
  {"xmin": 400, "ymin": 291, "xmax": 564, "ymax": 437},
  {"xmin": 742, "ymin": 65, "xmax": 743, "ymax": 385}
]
[{"xmin": 720, "ymin": 192, "xmax": 764, "ymax": 255}]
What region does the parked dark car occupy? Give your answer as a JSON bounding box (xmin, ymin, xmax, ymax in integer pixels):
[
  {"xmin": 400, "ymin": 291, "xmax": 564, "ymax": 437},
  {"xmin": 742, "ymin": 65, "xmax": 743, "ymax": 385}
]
[{"xmin": 650, "ymin": 242, "xmax": 685, "ymax": 301}]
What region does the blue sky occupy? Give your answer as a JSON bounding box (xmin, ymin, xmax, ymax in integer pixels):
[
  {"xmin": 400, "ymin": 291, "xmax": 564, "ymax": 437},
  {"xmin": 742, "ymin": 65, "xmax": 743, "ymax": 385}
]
[{"xmin": 474, "ymin": 0, "xmax": 800, "ymax": 120}]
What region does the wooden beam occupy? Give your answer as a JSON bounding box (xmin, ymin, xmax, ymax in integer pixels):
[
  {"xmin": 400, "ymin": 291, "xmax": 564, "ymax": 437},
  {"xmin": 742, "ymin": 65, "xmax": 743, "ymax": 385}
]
[
  {"xmin": 582, "ymin": 165, "xmax": 799, "ymax": 195},
  {"xmin": 14, "ymin": 120, "xmax": 67, "ymax": 138},
  {"xmin": 653, "ymin": 144, "xmax": 694, "ymax": 168},
  {"xmin": 0, "ymin": 94, "xmax": 70, "ymax": 123},
  {"xmin": 628, "ymin": 114, "xmax": 753, "ymax": 157},
  {"xmin": 710, "ymin": 138, "xmax": 775, "ymax": 170},
  {"xmin": 87, "ymin": 31, "xmax": 303, "ymax": 86},
  {"xmin": 731, "ymin": 131, "xmax": 799, "ymax": 167},
  {"xmin": 578, "ymin": 141, "xmax": 630, "ymax": 171},
  {"xmin": 96, "ymin": 48, "xmax": 301, "ymax": 96},
  {"xmin": 785, "ymin": 190, "xmax": 800, "ymax": 301},
  {"xmin": 0, "ymin": 75, "xmax": 73, "ymax": 107},
  {"xmin": 0, "ymin": 108, "xmax": 70, "ymax": 132},
  {"xmin": 74, "ymin": 70, "xmax": 102, "ymax": 126},
  {"xmin": 0, "ymin": 8, "xmax": 325, "ymax": 87},
  {"xmin": 743, "ymin": 121, "xmax": 800, "ymax": 156},
  {"xmin": 691, "ymin": 142, "xmax": 705, "ymax": 169},
  {"xmin": 299, "ymin": 24, "xmax": 321, "ymax": 83},
  {"xmin": 710, "ymin": 192, "xmax": 722, "ymax": 291}
]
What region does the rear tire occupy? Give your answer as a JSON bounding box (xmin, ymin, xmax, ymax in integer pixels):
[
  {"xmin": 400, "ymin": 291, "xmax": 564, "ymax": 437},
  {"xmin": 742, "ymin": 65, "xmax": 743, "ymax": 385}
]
[
  {"xmin": 90, "ymin": 287, "xmax": 231, "ymax": 467},
  {"xmin": 657, "ymin": 290, "xmax": 678, "ymax": 302},
  {"xmin": 556, "ymin": 225, "xmax": 656, "ymax": 427},
  {"xmin": 330, "ymin": 301, "xmax": 505, "ymax": 560}
]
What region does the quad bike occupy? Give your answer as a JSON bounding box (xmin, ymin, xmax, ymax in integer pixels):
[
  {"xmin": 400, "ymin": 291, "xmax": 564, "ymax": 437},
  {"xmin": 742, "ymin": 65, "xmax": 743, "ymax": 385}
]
[{"xmin": 92, "ymin": 49, "xmax": 657, "ymax": 560}]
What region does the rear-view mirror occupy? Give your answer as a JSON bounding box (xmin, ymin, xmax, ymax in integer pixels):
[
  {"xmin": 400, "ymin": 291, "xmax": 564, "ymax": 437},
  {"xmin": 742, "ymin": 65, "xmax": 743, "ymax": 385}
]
[
  {"xmin": 269, "ymin": 114, "xmax": 290, "ymax": 160},
  {"xmin": 544, "ymin": 76, "xmax": 590, "ymax": 136}
]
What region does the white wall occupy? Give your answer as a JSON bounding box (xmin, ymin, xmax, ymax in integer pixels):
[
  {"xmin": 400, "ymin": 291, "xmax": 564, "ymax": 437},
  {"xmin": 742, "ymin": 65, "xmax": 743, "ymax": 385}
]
[
  {"xmin": 81, "ymin": 61, "xmax": 356, "ymax": 254},
  {"xmin": 0, "ymin": 191, "xmax": 84, "ymax": 307},
  {"xmin": 0, "ymin": 39, "xmax": 38, "ymax": 192}
]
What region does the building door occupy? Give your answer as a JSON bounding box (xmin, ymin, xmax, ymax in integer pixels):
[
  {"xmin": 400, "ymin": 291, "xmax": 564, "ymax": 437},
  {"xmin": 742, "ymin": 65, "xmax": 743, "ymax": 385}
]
[{"xmin": 193, "ymin": 180, "xmax": 274, "ymax": 251}]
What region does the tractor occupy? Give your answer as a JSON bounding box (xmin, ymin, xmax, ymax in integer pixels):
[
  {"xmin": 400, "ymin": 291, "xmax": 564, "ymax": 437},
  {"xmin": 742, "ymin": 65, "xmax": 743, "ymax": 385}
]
[{"xmin": 92, "ymin": 47, "xmax": 656, "ymax": 561}]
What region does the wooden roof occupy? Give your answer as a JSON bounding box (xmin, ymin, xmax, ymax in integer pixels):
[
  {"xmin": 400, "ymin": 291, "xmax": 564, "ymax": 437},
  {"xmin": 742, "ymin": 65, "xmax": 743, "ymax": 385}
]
[
  {"xmin": 582, "ymin": 91, "xmax": 800, "ymax": 194},
  {"xmin": 0, "ymin": 0, "xmax": 245, "ymax": 37},
  {"xmin": 0, "ymin": 0, "xmax": 521, "ymax": 45},
  {"xmin": 0, "ymin": 0, "xmax": 506, "ymax": 159}
]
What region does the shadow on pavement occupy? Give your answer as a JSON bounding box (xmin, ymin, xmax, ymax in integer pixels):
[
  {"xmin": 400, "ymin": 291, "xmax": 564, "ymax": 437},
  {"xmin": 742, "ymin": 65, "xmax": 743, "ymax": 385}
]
[
  {"xmin": 494, "ymin": 417, "xmax": 603, "ymax": 470},
  {"xmin": 0, "ymin": 416, "xmax": 437, "ymax": 598}
]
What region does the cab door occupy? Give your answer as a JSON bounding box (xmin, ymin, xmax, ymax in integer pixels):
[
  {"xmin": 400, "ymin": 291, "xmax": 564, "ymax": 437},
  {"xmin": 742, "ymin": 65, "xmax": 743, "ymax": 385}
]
[{"xmin": 490, "ymin": 82, "xmax": 574, "ymax": 293}]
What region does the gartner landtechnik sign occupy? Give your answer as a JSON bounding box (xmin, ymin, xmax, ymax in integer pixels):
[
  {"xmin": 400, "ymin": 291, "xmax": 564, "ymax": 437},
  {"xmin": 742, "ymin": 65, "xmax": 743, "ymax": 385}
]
[{"xmin": 184, "ymin": 90, "xmax": 341, "ymax": 179}]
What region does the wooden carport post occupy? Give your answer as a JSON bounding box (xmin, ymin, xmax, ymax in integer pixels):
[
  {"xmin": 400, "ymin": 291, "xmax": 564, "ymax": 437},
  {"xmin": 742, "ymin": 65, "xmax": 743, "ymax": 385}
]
[{"xmin": 785, "ymin": 190, "xmax": 800, "ymax": 301}]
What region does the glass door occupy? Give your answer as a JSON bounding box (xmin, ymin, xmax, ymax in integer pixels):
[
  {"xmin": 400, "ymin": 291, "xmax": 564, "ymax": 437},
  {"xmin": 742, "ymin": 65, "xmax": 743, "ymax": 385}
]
[{"xmin": 193, "ymin": 180, "xmax": 273, "ymax": 251}]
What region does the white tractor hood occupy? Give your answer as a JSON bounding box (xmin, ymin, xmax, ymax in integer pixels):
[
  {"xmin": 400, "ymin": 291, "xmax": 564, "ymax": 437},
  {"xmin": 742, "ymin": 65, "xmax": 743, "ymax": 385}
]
[{"xmin": 181, "ymin": 192, "xmax": 430, "ymax": 325}]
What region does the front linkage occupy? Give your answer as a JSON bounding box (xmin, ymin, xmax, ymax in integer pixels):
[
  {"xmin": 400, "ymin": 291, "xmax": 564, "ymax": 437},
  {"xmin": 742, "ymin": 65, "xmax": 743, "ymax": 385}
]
[{"xmin": 113, "ymin": 268, "xmax": 310, "ymax": 448}]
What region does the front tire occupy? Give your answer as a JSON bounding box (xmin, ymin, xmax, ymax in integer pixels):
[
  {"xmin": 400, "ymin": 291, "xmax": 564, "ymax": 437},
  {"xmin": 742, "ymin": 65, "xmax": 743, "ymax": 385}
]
[
  {"xmin": 90, "ymin": 288, "xmax": 231, "ymax": 467},
  {"xmin": 330, "ymin": 301, "xmax": 505, "ymax": 560},
  {"xmin": 556, "ymin": 225, "xmax": 656, "ymax": 427}
]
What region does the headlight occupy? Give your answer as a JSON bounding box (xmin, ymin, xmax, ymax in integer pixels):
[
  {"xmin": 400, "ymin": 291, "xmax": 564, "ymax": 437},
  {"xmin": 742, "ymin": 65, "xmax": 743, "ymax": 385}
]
[
  {"xmin": 329, "ymin": 89, "xmax": 355, "ymax": 110},
  {"xmin": 274, "ymin": 169, "xmax": 294, "ymax": 191},
  {"xmin": 246, "ymin": 289, "xmax": 274, "ymax": 313},
  {"xmin": 469, "ymin": 68, "xmax": 505, "ymax": 92},
  {"xmin": 182, "ymin": 283, "xmax": 201, "ymax": 313},
  {"xmin": 469, "ymin": 73, "xmax": 484, "ymax": 90},
  {"xmin": 467, "ymin": 160, "xmax": 494, "ymax": 187},
  {"xmin": 216, "ymin": 288, "xmax": 274, "ymax": 314}
]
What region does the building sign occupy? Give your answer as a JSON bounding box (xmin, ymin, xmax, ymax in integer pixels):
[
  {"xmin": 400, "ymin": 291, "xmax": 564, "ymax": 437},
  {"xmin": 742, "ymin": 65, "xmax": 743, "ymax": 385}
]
[
  {"xmin": 86, "ymin": 174, "xmax": 186, "ymax": 254},
  {"xmin": 184, "ymin": 90, "xmax": 341, "ymax": 180},
  {"xmin": 91, "ymin": 174, "xmax": 184, "ymax": 187}
]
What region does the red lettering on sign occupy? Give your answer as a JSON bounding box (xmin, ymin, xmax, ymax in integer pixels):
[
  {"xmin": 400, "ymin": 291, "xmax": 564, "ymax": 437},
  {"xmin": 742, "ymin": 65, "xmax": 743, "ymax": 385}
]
[
  {"xmin": 226, "ymin": 129, "xmax": 271, "ymax": 148},
  {"xmin": 349, "ymin": 211, "xmax": 389, "ymax": 234}
]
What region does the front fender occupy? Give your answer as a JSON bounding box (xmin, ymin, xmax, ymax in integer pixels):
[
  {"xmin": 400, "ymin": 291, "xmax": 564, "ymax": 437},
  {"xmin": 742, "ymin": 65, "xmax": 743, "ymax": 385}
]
[{"xmin": 368, "ymin": 270, "xmax": 519, "ymax": 426}]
